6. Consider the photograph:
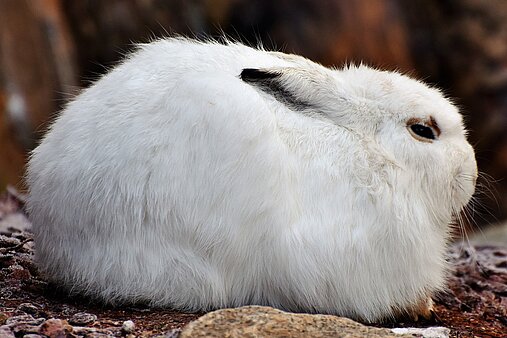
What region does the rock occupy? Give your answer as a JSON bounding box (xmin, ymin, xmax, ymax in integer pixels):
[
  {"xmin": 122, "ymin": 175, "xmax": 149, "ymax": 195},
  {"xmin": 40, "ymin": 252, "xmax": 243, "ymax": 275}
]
[
  {"xmin": 5, "ymin": 314, "xmax": 44, "ymax": 326},
  {"xmin": 0, "ymin": 312, "xmax": 7, "ymax": 325},
  {"xmin": 121, "ymin": 319, "xmax": 135, "ymax": 333},
  {"xmin": 391, "ymin": 327, "xmax": 450, "ymax": 338},
  {"xmin": 38, "ymin": 318, "xmax": 73, "ymax": 337},
  {"xmin": 179, "ymin": 306, "xmax": 412, "ymax": 338},
  {"xmin": 23, "ymin": 335, "xmax": 45, "ymax": 338},
  {"xmin": 83, "ymin": 333, "xmax": 115, "ymax": 338},
  {"xmin": 16, "ymin": 303, "xmax": 40, "ymax": 316},
  {"xmin": 11, "ymin": 323, "xmax": 40, "ymax": 336},
  {"xmin": 72, "ymin": 326, "xmax": 114, "ymax": 336},
  {"xmin": 0, "ymin": 235, "xmax": 20, "ymax": 247},
  {"xmin": 162, "ymin": 329, "xmax": 182, "ymax": 338},
  {"xmin": 8, "ymin": 263, "xmax": 31, "ymax": 280},
  {"xmin": 69, "ymin": 312, "xmax": 97, "ymax": 326},
  {"xmin": 0, "ymin": 254, "xmax": 15, "ymax": 268},
  {"xmin": 0, "ymin": 213, "xmax": 32, "ymax": 233},
  {"xmin": 14, "ymin": 252, "xmax": 38, "ymax": 276},
  {"xmin": 0, "ymin": 286, "xmax": 14, "ymax": 299},
  {"xmin": 0, "ymin": 325, "xmax": 15, "ymax": 338}
]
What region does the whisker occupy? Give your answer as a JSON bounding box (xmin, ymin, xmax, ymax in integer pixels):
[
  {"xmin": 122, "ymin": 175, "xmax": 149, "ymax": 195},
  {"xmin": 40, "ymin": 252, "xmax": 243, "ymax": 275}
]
[{"xmin": 458, "ymin": 171, "xmax": 500, "ymax": 228}]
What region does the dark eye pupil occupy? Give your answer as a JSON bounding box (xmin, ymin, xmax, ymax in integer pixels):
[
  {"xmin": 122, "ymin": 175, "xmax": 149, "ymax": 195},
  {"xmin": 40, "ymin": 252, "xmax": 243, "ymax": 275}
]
[{"xmin": 410, "ymin": 124, "xmax": 435, "ymax": 140}]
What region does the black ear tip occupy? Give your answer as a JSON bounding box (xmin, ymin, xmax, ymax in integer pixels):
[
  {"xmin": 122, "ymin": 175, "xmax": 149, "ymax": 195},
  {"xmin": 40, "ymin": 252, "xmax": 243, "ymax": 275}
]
[
  {"xmin": 240, "ymin": 68, "xmax": 260, "ymax": 79},
  {"xmin": 240, "ymin": 68, "xmax": 279, "ymax": 82},
  {"xmin": 239, "ymin": 67, "xmax": 308, "ymax": 110}
]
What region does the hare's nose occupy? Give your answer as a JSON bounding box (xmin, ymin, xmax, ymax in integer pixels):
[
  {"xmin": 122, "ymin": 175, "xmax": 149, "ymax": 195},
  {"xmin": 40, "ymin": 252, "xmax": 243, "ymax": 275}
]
[
  {"xmin": 472, "ymin": 172, "xmax": 478, "ymax": 187},
  {"xmin": 468, "ymin": 156, "xmax": 478, "ymax": 188},
  {"xmin": 462, "ymin": 147, "xmax": 478, "ymax": 186}
]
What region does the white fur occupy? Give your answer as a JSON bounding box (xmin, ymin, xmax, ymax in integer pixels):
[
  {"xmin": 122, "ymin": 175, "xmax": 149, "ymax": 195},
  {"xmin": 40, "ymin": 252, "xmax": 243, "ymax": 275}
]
[{"xmin": 26, "ymin": 38, "xmax": 477, "ymax": 322}]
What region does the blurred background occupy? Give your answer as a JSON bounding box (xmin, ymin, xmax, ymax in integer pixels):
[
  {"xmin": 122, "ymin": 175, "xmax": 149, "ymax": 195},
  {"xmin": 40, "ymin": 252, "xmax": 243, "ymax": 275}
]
[{"xmin": 1, "ymin": 0, "xmax": 506, "ymax": 238}]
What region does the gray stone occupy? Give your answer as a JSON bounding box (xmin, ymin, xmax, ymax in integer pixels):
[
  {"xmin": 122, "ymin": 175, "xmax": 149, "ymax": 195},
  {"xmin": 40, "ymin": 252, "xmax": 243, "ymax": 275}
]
[
  {"xmin": 0, "ymin": 213, "xmax": 31, "ymax": 233},
  {"xmin": 5, "ymin": 314, "xmax": 44, "ymax": 327},
  {"xmin": 391, "ymin": 326, "xmax": 450, "ymax": 338},
  {"xmin": 72, "ymin": 326, "xmax": 114, "ymax": 336},
  {"xmin": 151, "ymin": 329, "xmax": 182, "ymax": 338},
  {"xmin": 163, "ymin": 329, "xmax": 182, "ymax": 338},
  {"xmin": 11, "ymin": 323, "xmax": 40, "ymax": 335},
  {"xmin": 121, "ymin": 320, "xmax": 135, "ymax": 333},
  {"xmin": 82, "ymin": 332, "xmax": 115, "ymax": 338},
  {"xmin": 0, "ymin": 325, "xmax": 14, "ymax": 338},
  {"xmin": 16, "ymin": 303, "xmax": 40, "ymax": 316},
  {"xmin": 0, "ymin": 235, "xmax": 20, "ymax": 247},
  {"xmin": 69, "ymin": 312, "xmax": 97, "ymax": 326}
]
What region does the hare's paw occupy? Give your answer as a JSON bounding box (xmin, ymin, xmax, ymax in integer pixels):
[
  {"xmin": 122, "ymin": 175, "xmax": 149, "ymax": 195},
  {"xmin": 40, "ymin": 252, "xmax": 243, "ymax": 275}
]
[{"xmin": 407, "ymin": 297, "xmax": 434, "ymax": 321}]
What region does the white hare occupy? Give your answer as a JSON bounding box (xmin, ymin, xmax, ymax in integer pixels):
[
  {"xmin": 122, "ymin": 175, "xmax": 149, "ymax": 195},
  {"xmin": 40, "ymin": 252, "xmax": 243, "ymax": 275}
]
[{"xmin": 26, "ymin": 38, "xmax": 477, "ymax": 322}]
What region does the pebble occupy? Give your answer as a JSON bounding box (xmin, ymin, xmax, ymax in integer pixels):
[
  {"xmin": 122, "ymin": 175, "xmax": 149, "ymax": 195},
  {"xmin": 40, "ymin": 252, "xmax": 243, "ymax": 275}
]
[
  {"xmin": 5, "ymin": 314, "xmax": 44, "ymax": 327},
  {"xmin": 8, "ymin": 263, "xmax": 31, "ymax": 280},
  {"xmin": 164, "ymin": 329, "xmax": 182, "ymax": 338},
  {"xmin": 85, "ymin": 333, "xmax": 115, "ymax": 337},
  {"xmin": 0, "ymin": 312, "xmax": 7, "ymax": 325},
  {"xmin": 11, "ymin": 323, "xmax": 40, "ymax": 336},
  {"xmin": 69, "ymin": 312, "xmax": 97, "ymax": 326},
  {"xmin": 391, "ymin": 326, "xmax": 450, "ymax": 338},
  {"xmin": 15, "ymin": 252, "xmax": 38, "ymax": 273},
  {"xmin": 16, "ymin": 303, "xmax": 40, "ymax": 316},
  {"xmin": 0, "ymin": 325, "xmax": 15, "ymax": 338},
  {"xmin": 122, "ymin": 320, "xmax": 135, "ymax": 333},
  {"xmin": 0, "ymin": 254, "xmax": 15, "ymax": 268},
  {"xmin": 38, "ymin": 318, "xmax": 73, "ymax": 337},
  {"xmin": 0, "ymin": 287, "xmax": 13, "ymax": 299},
  {"xmin": 72, "ymin": 326, "xmax": 115, "ymax": 336},
  {"xmin": 0, "ymin": 235, "xmax": 20, "ymax": 247}
]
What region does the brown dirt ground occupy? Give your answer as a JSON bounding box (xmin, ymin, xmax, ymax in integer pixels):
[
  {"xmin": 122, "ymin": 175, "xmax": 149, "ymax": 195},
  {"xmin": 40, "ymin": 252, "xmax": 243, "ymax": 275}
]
[{"xmin": 1, "ymin": 190, "xmax": 506, "ymax": 337}]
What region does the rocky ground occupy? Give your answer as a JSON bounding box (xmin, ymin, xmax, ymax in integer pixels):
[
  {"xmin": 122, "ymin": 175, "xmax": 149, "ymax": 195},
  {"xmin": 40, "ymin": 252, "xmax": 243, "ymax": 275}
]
[{"xmin": 0, "ymin": 189, "xmax": 506, "ymax": 337}]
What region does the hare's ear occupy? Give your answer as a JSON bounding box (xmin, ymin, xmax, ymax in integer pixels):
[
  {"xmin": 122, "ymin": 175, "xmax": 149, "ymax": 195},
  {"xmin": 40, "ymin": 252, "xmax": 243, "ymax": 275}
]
[{"xmin": 240, "ymin": 68, "xmax": 334, "ymax": 111}]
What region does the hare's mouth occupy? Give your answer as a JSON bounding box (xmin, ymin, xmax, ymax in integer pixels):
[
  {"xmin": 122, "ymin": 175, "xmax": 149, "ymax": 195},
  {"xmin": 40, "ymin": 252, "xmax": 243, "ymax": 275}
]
[
  {"xmin": 448, "ymin": 168, "xmax": 488, "ymax": 241},
  {"xmin": 452, "ymin": 171, "xmax": 477, "ymax": 209}
]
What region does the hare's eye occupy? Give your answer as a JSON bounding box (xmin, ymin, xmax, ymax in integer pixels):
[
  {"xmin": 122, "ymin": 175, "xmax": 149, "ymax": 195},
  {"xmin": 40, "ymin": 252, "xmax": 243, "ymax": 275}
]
[
  {"xmin": 407, "ymin": 121, "xmax": 440, "ymax": 143},
  {"xmin": 410, "ymin": 124, "xmax": 435, "ymax": 140},
  {"xmin": 407, "ymin": 117, "xmax": 441, "ymax": 142}
]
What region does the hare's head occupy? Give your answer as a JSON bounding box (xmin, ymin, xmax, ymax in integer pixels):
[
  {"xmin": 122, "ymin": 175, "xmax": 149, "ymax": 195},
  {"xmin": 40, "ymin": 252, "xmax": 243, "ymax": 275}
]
[{"xmin": 241, "ymin": 64, "xmax": 477, "ymax": 224}]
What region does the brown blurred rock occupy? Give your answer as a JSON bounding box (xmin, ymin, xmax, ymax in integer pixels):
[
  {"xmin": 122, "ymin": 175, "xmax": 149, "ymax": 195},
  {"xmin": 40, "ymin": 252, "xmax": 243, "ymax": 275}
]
[
  {"xmin": 61, "ymin": 0, "xmax": 216, "ymax": 87},
  {"xmin": 179, "ymin": 306, "xmax": 411, "ymax": 338},
  {"xmin": 402, "ymin": 0, "xmax": 507, "ymax": 224},
  {"xmin": 0, "ymin": 0, "xmax": 77, "ymax": 188},
  {"xmin": 224, "ymin": 0, "xmax": 414, "ymax": 71}
]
